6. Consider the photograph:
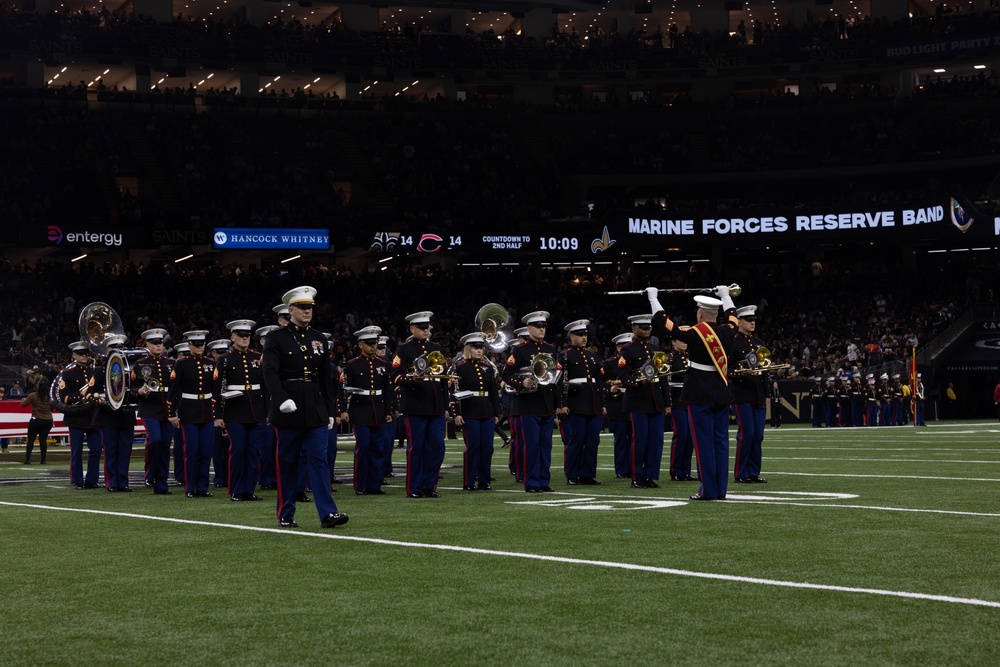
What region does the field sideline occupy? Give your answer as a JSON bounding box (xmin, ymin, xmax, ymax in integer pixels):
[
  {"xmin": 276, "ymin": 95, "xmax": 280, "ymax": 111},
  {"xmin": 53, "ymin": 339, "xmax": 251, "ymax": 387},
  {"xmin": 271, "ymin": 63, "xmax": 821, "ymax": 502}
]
[{"xmin": 3, "ymin": 421, "xmax": 999, "ymax": 666}]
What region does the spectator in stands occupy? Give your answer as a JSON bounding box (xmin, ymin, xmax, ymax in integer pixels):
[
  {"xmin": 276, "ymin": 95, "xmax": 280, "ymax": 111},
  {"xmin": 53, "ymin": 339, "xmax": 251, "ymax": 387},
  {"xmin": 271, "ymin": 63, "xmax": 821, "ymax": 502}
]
[
  {"xmin": 21, "ymin": 376, "xmax": 53, "ymax": 464},
  {"xmin": 9, "ymin": 380, "xmax": 25, "ymax": 398}
]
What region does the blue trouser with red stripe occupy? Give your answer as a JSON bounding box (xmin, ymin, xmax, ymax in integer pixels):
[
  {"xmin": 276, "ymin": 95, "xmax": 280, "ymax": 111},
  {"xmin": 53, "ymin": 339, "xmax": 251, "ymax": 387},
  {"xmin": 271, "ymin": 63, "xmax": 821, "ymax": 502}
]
[
  {"xmin": 102, "ymin": 425, "xmax": 134, "ymax": 490},
  {"xmin": 226, "ymin": 421, "xmax": 264, "ymax": 497},
  {"xmin": 609, "ymin": 419, "xmax": 631, "ymax": 477},
  {"xmin": 688, "ymin": 403, "xmax": 731, "ymax": 500},
  {"xmin": 461, "ymin": 417, "xmax": 495, "ymax": 488},
  {"xmin": 142, "ymin": 418, "xmax": 174, "ymax": 493},
  {"xmin": 734, "ymin": 403, "xmax": 766, "ymax": 480},
  {"xmin": 181, "ymin": 422, "xmax": 214, "ymax": 494},
  {"xmin": 510, "ymin": 414, "xmax": 553, "ymax": 490},
  {"xmin": 352, "ymin": 423, "xmax": 384, "ymax": 493},
  {"xmin": 276, "ymin": 425, "xmax": 338, "ymax": 522},
  {"xmin": 669, "ymin": 407, "xmax": 693, "ymax": 478},
  {"xmin": 564, "ymin": 413, "xmax": 601, "ymax": 481},
  {"xmin": 404, "ymin": 415, "xmax": 446, "ymax": 495},
  {"xmin": 69, "ymin": 427, "xmax": 103, "ymax": 487},
  {"xmin": 380, "ymin": 420, "xmax": 396, "ymax": 478},
  {"xmin": 629, "ymin": 412, "xmax": 664, "ymax": 484}
]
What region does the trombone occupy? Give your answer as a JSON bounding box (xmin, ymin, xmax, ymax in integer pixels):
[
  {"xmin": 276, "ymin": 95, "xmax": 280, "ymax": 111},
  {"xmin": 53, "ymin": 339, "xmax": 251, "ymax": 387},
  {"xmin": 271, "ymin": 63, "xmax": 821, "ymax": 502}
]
[
  {"xmin": 634, "ymin": 351, "xmax": 687, "ymax": 382},
  {"xmin": 730, "ymin": 346, "xmax": 791, "ymax": 376},
  {"xmin": 606, "ymin": 283, "xmax": 742, "ymax": 297}
]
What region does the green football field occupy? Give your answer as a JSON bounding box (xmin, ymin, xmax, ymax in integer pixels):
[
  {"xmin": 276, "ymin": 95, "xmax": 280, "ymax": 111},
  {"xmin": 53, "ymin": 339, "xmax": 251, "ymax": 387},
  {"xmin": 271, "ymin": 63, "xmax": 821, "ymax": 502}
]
[{"xmin": 3, "ymin": 422, "xmax": 999, "ymax": 666}]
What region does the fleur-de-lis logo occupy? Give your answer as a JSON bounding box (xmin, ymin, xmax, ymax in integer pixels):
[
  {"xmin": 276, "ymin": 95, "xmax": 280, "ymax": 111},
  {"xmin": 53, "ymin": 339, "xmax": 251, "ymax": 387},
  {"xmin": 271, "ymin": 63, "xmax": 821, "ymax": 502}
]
[{"xmin": 590, "ymin": 226, "xmax": 616, "ymax": 253}]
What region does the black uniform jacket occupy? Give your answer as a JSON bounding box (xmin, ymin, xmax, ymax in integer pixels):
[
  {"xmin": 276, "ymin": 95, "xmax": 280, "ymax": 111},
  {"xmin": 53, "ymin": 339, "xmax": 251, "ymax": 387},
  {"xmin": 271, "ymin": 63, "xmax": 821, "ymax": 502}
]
[
  {"xmin": 56, "ymin": 362, "xmax": 99, "ymax": 428},
  {"xmin": 654, "ymin": 309, "xmax": 738, "ymax": 406},
  {"xmin": 213, "ymin": 349, "xmax": 266, "ymax": 423},
  {"xmin": 560, "ymin": 346, "xmax": 605, "ymax": 416},
  {"xmin": 501, "ymin": 339, "xmax": 561, "ymax": 417},
  {"xmin": 131, "ymin": 355, "xmax": 174, "ymax": 420},
  {"xmin": 339, "ymin": 354, "xmax": 392, "ymax": 426},
  {"xmin": 168, "ymin": 354, "xmax": 216, "ymax": 424},
  {"xmin": 262, "ymin": 324, "xmax": 335, "ymax": 428},
  {"xmin": 730, "ymin": 333, "xmax": 768, "ymax": 405},
  {"xmin": 668, "ymin": 350, "xmax": 689, "ymax": 411},
  {"xmin": 603, "ymin": 357, "xmax": 628, "ymax": 421},
  {"xmin": 450, "ymin": 358, "xmax": 502, "ymax": 420},
  {"xmin": 390, "ymin": 338, "xmax": 449, "ymax": 416},
  {"xmin": 616, "ymin": 338, "xmax": 670, "ymax": 414}
]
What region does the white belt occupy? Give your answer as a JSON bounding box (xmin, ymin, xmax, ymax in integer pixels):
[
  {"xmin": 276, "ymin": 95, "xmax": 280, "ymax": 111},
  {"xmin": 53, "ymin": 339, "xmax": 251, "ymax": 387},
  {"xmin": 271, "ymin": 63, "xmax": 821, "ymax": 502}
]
[
  {"xmin": 455, "ymin": 391, "xmax": 488, "ymax": 399},
  {"xmin": 567, "ymin": 378, "xmax": 594, "ymax": 384},
  {"xmin": 688, "ymin": 361, "xmax": 716, "ymax": 372},
  {"xmin": 181, "ymin": 392, "xmax": 213, "ymax": 400},
  {"xmin": 226, "ymin": 384, "xmax": 260, "ymax": 391},
  {"xmin": 346, "ymin": 387, "xmax": 382, "ymax": 396}
]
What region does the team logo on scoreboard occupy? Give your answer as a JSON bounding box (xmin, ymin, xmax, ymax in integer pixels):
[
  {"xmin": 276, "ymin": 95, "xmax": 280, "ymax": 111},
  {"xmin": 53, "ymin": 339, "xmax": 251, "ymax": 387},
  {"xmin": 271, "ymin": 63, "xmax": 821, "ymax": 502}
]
[
  {"xmin": 369, "ymin": 232, "xmax": 400, "ymax": 253},
  {"xmin": 590, "ymin": 226, "xmax": 616, "ymax": 253},
  {"xmin": 950, "ymin": 196, "xmax": 974, "ymax": 233}
]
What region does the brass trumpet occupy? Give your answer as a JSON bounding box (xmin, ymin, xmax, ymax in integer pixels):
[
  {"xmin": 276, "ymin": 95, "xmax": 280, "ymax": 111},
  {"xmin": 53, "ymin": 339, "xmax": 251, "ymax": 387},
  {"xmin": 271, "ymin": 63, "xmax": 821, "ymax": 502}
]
[
  {"xmin": 606, "ymin": 283, "xmax": 742, "ymax": 297},
  {"xmin": 730, "ymin": 346, "xmax": 791, "ymax": 376}
]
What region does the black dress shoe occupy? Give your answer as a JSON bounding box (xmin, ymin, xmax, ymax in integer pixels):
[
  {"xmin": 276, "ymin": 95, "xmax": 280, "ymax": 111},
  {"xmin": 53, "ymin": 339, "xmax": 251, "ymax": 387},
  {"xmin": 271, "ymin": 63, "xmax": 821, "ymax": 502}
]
[
  {"xmin": 84, "ymin": 483, "xmax": 101, "ymax": 489},
  {"xmin": 616, "ymin": 474, "xmax": 625, "ymax": 479},
  {"xmin": 580, "ymin": 477, "xmax": 601, "ymax": 485},
  {"xmin": 186, "ymin": 492, "xmax": 196, "ymax": 498},
  {"xmin": 230, "ymin": 494, "xmax": 244, "ymax": 502},
  {"xmin": 671, "ymin": 475, "xmax": 683, "ymax": 481},
  {"xmin": 279, "ymin": 516, "xmax": 298, "ymax": 527},
  {"xmin": 463, "ymin": 485, "xmax": 476, "ymax": 491},
  {"xmin": 321, "ymin": 513, "xmax": 349, "ymax": 528},
  {"xmin": 366, "ymin": 489, "xmax": 386, "ymax": 495},
  {"xmin": 194, "ymin": 491, "xmax": 213, "ymax": 497},
  {"xmin": 644, "ymin": 480, "xmax": 660, "ymax": 489},
  {"xmin": 631, "ymin": 481, "xmax": 646, "ymax": 489},
  {"xmin": 75, "ymin": 484, "xmax": 85, "ymax": 490},
  {"xmin": 734, "ymin": 478, "xmax": 751, "ymax": 483},
  {"xmin": 751, "ymin": 477, "xmax": 768, "ymax": 483},
  {"xmin": 259, "ymin": 483, "xmax": 277, "ymax": 490},
  {"xmin": 107, "ymin": 487, "xmax": 119, "ymax": 493},
  {"xmin": 120, "ymin": 487, "xmax": 133, "ymax": 493},
  {"xmin": 525, "ymin": 487, "xmax": 542, "ymax": 493},
  {"xmin": 384, "ymin": 472, "xmax": 396, "ymax": 478},
  {"xmin": 683, "ymin": 475, "xmax": 696, "ymax": 481},
  {"xmin": 154, "ymin": 489, "xmax": 172, "ymax": 495},
  {"xmin": 144, "ymin": 481, "xmax": 153, "ymax": 488},
  {"xmin": 540, "ymin": 486, "xmax": 554, "ymax": 493},
  {"xmin": 246, "ymin": 494, "xmax": 263, "ymax": 501},
  {"xmin": 478, "ymin": 484, "xmax": 492, "ymax": 491},
  {"xmin": 407, "ymin": 491, "xmax": 426, "ymax": 499},
  {"xmin": 426, "ymin": 491, "xmax": 441, "ymax": 498},
  {"xmin": 355, "ymin": 490, "xmax": 367, "ymax": 496},
  {"xmin": 296, "ymin": 493, "xmax": 312, "ymax": 502},
  {"xmin": 566, "ymin": 478, "xmax": 581, "ymax": 485},
  {"xmin": 689, "ymin": 494, "xmax": 713, "ymax": 501}
]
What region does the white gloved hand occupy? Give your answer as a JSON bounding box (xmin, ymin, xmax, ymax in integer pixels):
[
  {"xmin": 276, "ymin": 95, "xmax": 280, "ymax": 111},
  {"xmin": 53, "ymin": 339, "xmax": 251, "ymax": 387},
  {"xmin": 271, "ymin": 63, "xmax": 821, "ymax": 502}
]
[
  {"xmin": 644, "ymin": 286, "xmax": 664, "ymax": 315},
  {"xmin": 714, "ymin": 285, "xmax": 735, "ymax": 312},
  {"xmin": 328, "ymin": 417, "xmax": 336, "ymax": 430},
  {"xmin": 279, "ymin": 399, "xmax": 298, "ymax": 414}
]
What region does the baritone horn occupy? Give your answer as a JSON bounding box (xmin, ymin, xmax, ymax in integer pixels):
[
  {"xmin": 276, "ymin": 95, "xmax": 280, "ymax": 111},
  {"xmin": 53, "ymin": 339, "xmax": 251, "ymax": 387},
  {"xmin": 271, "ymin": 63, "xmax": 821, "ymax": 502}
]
[
  {"xmin": 475, "ymin": 303, "xmax": 512, "ymax": 353},
  {"xmin": 411, "ymin": 350, "xmax": 459, "ymax": 381},
  {"xmin": 505, "ymin": 353, "xmax": 561, "ymax": 394}
]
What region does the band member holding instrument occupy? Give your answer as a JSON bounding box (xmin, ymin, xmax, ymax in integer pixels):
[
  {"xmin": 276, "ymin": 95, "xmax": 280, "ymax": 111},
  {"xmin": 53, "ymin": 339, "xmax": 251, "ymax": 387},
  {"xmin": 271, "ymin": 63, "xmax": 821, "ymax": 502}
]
[
  {"xmin": 506, "ymin": 327, "xmax": 531, "ymax": 482},
  {"xmin": 254, "ymin": 325, "xmax": 279, "ymax": 490},
  {"xmin": 731, "ymin": 305, "xmax": 768, "ymax": 484},
  {"xmin": 616, "ymin": 314, "xmax": 670, "ymax": 489},
  {"xmin": 94, "ymin": 334, "xmax": 137, "ymax": 492},
  {"xmin": 171, "ymin": 342, "xmax": 190, "ymax": 485},
  {"xmin": 646, "ymin": 287, "xmax": 740, "ymax": 501},
  {"xmin": 59, "ymin": 340, "xmax": 103, "ymax": 489},
  {"xmin": 169, "ymin": 330, "xmax": 216, "ymax": 498},
  {"xmin": 502, "ymin": 311, "xmax": 561, "ymax": 493},
  {"xmin": 391, "ymin": 311, "xmax": 449, "ymax": 499},
  {"xmin": 263, "ymin": 286, "xmax": 347, "ymax": 529},
  {"xmin": 451, "ymin": 332, "xmax": 502, "ymax": 491},
  {"xmin": 214, "ymin": 319, "xmax": 266, "ymax": 502},
  {"xmin": 605, "ymin": 333, "xmax": 633, "ymax": 479},
  {"xmin": 560, "ymin": 319, "xmax": 605, "ymax": 486},
  {"xmin": 376, "ymin": 336, "xmax": 397, "ymax": 482},
  {"xmin": 668, "ymin": 338, "xmax": 695, "ymax": 482},
  {"xmin": 134, "ymin": 327, "xmax": 175, "ymax": 494},
  {"xmin": 208, "ymin": 338, "xmax": 232, "ymax": 489},
  {"xmin": 340, "ymin": 326, "xmax": 392, "ymax": 496}
]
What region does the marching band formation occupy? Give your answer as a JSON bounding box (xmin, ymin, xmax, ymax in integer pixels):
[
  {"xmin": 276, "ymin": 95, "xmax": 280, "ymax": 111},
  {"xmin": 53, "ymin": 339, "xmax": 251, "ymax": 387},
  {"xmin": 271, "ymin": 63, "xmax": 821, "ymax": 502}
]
[{"xmin": 49, "ymin": 281, "xmax": 798, "ymax": 527}]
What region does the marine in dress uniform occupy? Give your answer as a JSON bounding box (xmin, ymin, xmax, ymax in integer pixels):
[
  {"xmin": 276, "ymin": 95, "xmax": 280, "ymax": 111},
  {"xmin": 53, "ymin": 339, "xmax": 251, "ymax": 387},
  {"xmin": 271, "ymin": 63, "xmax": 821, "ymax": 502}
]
[
  {"xmin": 849, "ymin": 375, "xmax": 864, "ymax": 428},
  {"xmin": 616, "ymin": 314, "xmax": 670, "ymax": 489},
  {"xmin": 837, "ymin": 377, "xmax": 851, "ymax": 427},
  {"xmin": 877, "ymin": 374, "xmax": 892, "ymax": 426},
  {"xmin": 134, "ymin": 328, "xmax": 174, "ymax": 493},
  {"xmin": 809, "ymin": 378, "xmax": 824, "ymax": 428},
  {"xmin": 93, "ymin": 334, "xmax": 138, "ymax": 492},
  {"xmin": 823, "ymin": 378, "xmax": 838, "ymax": 427},
  {"xmin": 890, "ymin": 374, "xmax": 904, "ymax": 425},
  {"xmin": 324, "ymin": 332, "xmax": 344, "ymax": 489},
  {"xmin": 501, "ymin": 311, "xmax": 562, "ymax": 493},
  {"xmin": 865, "ymin": 375, "xmax": 879, "ymax": 426},
  {"xmin": 168, "ymin": 330, "xmax": 216, "ymax": 497},
  {"xmin": 213, "ymin": 319, "xmax": 266, "ymax": 502},
  {"xmin": 262, "ymin": 286, "xmax": 347, "ymax": 529},
  {"xmin": 667, "ymin": 337, "xmax": 695, "ymax": 481},
  {"xmin": 390, "ymin": 311, "xmax": 450, "ymax": 499},
  {"xmin": 647, "ymin": 287, "xmax": 740, "ymax": 501},
  {"xmin": 376, "ymin": 336, "xmax": 397, "ymax": 481},
  {"xmin": 731, "ymin": 306, "xmax": 768, "ymax": 484},
  {"xmin": 506, "ymin": 327, "xmax": 531, "ymax": 482},
  {"xmin": 339, "ymin": 326, "xmax": 393, "ymax": 495},
  {"xmin": 451, "ymin": 332, "xmax": 502, "ymax": 491},
  {"xmin": 914, "ymin": 373, "xmax": 926, "ymax": 426},
  {"xmin": 254, "ymin": 325, "xmax": 279, "ymax": 490},
  {"xmin": 605, "ymin": 333, "xmax": 633, "ymax": 479},
  {"xmin": 559, "ymin": 319, "xmax": 605, "ymax": 486},
  {"xmin": 171, "ymin": 342, "xmax": 190, "ymax": 484},
  {"xmin": 58, "ymin": 340, "xmax": 104, "ymax": 489},
  {"xmin": 209, "ymin": 338, "xmax": 232, "ymax": 488}
]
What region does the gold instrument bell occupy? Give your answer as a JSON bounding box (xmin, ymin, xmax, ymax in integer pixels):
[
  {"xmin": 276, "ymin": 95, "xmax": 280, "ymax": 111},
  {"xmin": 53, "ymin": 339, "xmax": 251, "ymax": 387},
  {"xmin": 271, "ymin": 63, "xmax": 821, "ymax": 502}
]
[
  {"xmin": 415, "ymin": 350, "xmax": 459, "ymax": 380},
  {"xmin": 732, "ymin": 346, "xmax": 792, "ymax": 376},
  {"xmin": 474, "ymin": 303, "xmax": 512, "ymax": 353}
]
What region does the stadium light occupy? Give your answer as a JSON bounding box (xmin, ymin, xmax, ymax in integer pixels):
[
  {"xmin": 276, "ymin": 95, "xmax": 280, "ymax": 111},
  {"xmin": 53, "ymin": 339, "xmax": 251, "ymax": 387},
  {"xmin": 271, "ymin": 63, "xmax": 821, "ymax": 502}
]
[
  {"xmin": 280, "ymin": 255, "xmax": 301, "ymax": 264},
  {"xmin": 72, "ymin": 254, "xmax": 88, "ymax": 262},
  {"xmin": 174, "ymin": 254, "xmax": 194, "ymax": 263}
]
